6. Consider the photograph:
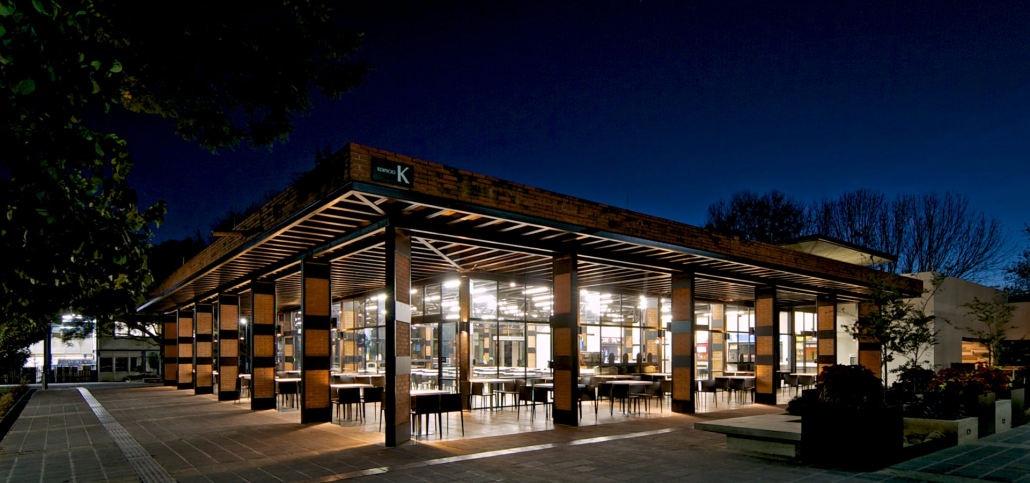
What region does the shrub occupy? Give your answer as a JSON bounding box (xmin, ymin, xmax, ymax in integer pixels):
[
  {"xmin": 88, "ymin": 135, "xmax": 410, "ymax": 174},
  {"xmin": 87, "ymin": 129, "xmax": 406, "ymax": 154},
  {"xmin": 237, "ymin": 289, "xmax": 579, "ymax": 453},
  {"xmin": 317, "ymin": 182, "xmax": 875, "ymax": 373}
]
[
  {"xmin": 931, "ymin": 364, "xmax": 1009, "ymax": 397},
  {"xmin": 817, "ymin": 364, "xmax": 886, "ymax": 412}
]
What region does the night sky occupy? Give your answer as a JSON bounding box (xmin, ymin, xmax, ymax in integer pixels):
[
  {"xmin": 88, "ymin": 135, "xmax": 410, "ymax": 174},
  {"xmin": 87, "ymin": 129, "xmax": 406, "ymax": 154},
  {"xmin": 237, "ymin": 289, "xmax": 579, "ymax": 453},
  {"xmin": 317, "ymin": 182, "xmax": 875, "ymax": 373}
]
[{"xmin": 122, "ymin": 2, "xmax": 1029, "ymax": 269}]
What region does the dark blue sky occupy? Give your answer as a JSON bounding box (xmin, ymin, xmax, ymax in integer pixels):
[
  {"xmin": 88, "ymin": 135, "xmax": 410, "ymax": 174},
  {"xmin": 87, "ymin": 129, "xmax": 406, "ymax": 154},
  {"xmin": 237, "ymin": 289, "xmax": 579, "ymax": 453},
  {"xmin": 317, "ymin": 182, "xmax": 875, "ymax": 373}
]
[{"xmin": 125, "ymin": 1, "xmax": 1029, "ymax": 267}]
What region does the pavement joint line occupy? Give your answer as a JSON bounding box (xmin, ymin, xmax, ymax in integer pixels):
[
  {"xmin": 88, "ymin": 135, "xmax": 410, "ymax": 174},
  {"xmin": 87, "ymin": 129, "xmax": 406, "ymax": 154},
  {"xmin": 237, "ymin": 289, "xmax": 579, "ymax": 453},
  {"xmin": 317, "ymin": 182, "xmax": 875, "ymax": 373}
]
[
  {"xmin": 76, "ymin": 387, "xmax": 175, "ymax": 483},
  {"xmin": 879, "ymin": 467, "xmax": 988, "ymax": 483},
  {"xmin": 300, "ymin": 427, "xmax": 683, "ymax": 482}
]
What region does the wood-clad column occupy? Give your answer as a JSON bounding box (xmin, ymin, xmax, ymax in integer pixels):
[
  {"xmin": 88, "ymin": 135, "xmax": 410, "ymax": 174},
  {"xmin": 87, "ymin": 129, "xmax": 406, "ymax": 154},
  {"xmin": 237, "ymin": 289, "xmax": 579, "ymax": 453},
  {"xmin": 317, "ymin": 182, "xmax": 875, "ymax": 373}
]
[
  {"xmin": 816, "ymin": 295, "xmax": 838, "ymax": 376},
  {"xmin": 551, "ymin": 253, "xmax": 580, "ymax": 426},
  {"xmin": 384, "ymin": 226, "xmax": 412, "ymax": 446},
  {"xmin": 754, "ymin": 287, "xmax": 779, "ymax": 405},
  {"xmin": 217, "ymin": 295, "xmax": 240, "ymax": 401},
  {"xmin": 162, "ymin": 313, "xmax": 177, "ymax": 386},
  {"xmin": 250, "ymin": 280, "xmax": 276, "ymax": 410},
  {"xmin": 858, "ymin": 302, "xmax": 882, "ymax": 379},
  {"xmin": 710, "ymin": 304, "xmax": 725, "ymax": 378},
  {"xmin": 300, "ymin": 260, "xmax": 332, "ymax": 423},
  {"xmin": 458, "ymin": 274, "xmax": 472, "ymax": 409},
  {"xmin": 194, "ymin": 304, "xmax": 214, "ymax": 394},
  {"xmin": 670, "ymin": 272, "xmax": 696, "ymax": 414},
  {"xmin": 176, "ymin": 309, "xmax": 194, "ymax": 390}
]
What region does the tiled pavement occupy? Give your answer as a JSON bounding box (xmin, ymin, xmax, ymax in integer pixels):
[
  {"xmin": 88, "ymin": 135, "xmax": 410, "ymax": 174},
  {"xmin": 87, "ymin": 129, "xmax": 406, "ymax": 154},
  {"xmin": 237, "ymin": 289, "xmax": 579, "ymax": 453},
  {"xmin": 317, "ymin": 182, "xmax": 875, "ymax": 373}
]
[{"xmin": 2, "ymin": 385, "xmax": 1028, "ymax": 482}]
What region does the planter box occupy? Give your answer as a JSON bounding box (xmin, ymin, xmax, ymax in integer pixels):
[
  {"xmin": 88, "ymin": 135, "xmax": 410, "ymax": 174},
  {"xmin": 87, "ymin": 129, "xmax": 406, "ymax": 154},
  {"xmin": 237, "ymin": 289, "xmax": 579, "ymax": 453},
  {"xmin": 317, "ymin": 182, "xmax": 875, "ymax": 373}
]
[
  {"xmin": 996, "ymin": 399, "xmax": 1011, "ymax": 434},
  {"xmin": 1011, "ymin": 388, "xmax": 1027, "ymax": 428},
  {"xmin": 802, "ymin": 406, "xmax": 903, "ymax": 470},
  {"xmin": 904, "ymin": 417, "xmax": 978, "ymax": 445},
  {"xmin": 971, "ymin": 393, "xmax": 996, "ymax": 437}
]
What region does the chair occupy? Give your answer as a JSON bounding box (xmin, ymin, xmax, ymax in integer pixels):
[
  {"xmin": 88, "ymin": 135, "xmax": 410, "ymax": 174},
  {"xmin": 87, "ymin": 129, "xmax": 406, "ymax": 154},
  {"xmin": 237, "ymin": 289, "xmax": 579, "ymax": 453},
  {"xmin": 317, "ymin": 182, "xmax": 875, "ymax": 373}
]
[
  {"xmin": 798, "ymin": 374, "xmax": 816, "ymax": 392},
  {"xmin": 579, "ymin": 385, "xmax": 598, "ymax": 419},
  {"xmin": 635, "ymin": 381, "xmax": 663, "ymax": 413},
  {"xmin": 277, "ymin": 381, "xmax": 298, "ymax": 410},
  {"xmin": 610, "ymin": 384, "xmax": 631, "ymax": 414},
  {"xmin": 496, "ymin": 380, "xmax": 519, "ymax": 409},
  {"xmin": 233, "ymin": 376, "xmax": 243, "ymax": 404},
  {"xmin": 728, "ymin": 378, "xmax": 747, "ymax": 403},
  {"xmin": 741, "ymin": 377, "xmax": 755, "ymax": 403},
  {"xmin": 699, "ymin": 378, "xmax": 728, "ymax": 408},
  {"xmin": 363, "ymin": 386, "xmax": 384, "ymax": 423},
  {"xmin": 782, "ymin": 374, "xmax": 800, "ymax": 397},
  {"xmin": 410, "ymin": 394, "xmax": 441, "ymax": 436},
  {"xmin": 470, "ymin": 382, "xmax": 494, "ymax": 410},
  {"xmin": 660, "ymin": 380, "xmax": 673, "ymax": 407},
  {"xmin": 334, "ymin": 388, "xmax": 363, "ymax": 422},
  {"xmin": 517, "ymin": 385, "xmax": 548, "ymax": 420},
  {"xmin": 439, "ymin": 393, "xmax": 464, "ymax": 436}
]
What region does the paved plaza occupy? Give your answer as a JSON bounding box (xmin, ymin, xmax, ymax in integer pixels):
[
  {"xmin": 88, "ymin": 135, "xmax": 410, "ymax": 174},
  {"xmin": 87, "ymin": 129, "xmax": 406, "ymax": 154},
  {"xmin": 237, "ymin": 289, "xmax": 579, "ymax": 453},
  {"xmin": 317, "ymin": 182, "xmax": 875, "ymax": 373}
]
[{"xmin": 2, "ymin": 384, "xmax": 1029, "ymax": 482}]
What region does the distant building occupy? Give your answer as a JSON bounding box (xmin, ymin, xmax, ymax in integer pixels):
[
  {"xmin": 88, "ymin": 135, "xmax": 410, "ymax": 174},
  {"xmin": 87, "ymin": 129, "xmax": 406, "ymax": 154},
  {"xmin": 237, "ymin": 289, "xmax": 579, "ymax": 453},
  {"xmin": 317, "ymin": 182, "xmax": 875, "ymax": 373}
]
[
  {"xmin": 96, "ymin": 322, "xmax": 161, "ymax": 382},
  {"xmin": 23, "ymin": 317, "xmax": 161, "ymax": 383}
]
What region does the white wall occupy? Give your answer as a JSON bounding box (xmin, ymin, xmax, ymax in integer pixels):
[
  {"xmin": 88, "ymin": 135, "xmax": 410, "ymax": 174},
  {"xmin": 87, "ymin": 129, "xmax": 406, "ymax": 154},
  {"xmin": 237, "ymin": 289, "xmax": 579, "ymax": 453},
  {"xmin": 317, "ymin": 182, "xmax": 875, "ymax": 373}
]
[{"xmin": 837, "ymin": 303, "xmax": 858, "ymax": 366}]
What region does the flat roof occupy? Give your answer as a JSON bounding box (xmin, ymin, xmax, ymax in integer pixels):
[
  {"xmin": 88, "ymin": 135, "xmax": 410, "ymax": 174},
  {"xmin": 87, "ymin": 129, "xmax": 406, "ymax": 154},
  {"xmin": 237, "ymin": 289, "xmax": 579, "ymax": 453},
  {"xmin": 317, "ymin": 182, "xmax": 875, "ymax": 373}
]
[
  {"xmin": 778, "ymin": 235, "xmax": 896, "ymax": 266},
  {"xmin": 141, "ymin": 144, "xmax": 922, "ymax": 313}
]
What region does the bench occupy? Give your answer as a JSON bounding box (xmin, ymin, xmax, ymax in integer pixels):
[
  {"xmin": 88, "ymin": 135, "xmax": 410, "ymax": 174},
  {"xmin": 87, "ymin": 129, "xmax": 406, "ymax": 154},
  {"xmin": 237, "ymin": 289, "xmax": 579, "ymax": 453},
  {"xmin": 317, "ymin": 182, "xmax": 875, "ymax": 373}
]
[{"xmin": 694, "ymin": 414, "xmax": 802, "ymax": 458}]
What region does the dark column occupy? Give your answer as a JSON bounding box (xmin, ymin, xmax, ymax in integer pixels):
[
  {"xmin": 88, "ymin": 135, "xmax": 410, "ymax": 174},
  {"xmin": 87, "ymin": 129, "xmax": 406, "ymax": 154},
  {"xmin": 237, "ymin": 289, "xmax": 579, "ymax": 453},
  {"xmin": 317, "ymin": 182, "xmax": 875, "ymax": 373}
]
[
  {"xmin": 300, "ymin": 260, "xmax": 332, "ymax": 423},
  {"xmin": 176, "ymin": 310, "xmax": 194, "ymax": 389},
  {"xmin": 670, "ymin": 272, "xmax": 696, "ymax": 414},
  {"xmin": 816, "ymin": 295, "xmax": 838, "ymax": 376},
  {"xmin": 551, "ymin": 253, "xmax": 580, "ymax": 426},
  {"xmin": 250, "ymin": 280, "xmax": 276, "ymax": 410},
  {"xmin": 217, "ymin": 295, "xmax": 240, "ymax": 401},
  {"xmin": 384, "ymin": 226, "xmax": 412, "ymax": 446},
  {"xmin": 458, "ymin": 275, "xmax": 472, "ymax": 409},
  {"xmin": 163, "ymin": 313, "xmax": 177, "ymax": 386},
  {"xmin": 194, "ymin": 304, "xmax": 214, "ymax": 395},
  {"xmin": 858, "ymin": 302, "xmax": 882, "ymax": 379},
  {"xmin": 754, "ymin": 287, "xmax": 778, "ymax": 405}
]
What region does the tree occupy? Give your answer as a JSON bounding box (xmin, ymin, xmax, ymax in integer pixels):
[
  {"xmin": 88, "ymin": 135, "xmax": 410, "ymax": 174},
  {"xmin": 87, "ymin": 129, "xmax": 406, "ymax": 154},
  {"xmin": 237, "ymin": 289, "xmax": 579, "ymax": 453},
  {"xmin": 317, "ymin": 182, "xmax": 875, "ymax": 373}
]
[
  {"xmin": 1006, "ymin": 225, "xmax": 1030, "ymax": 298},
  {"xmin": 704, "ymin": 190, "xmax": 810, "ymax": 244},
  {"xmin": 1, "ymin": 0, "xmax": 368, "ymax": 364},
  {"xmin": 846, "ymin": 274, "xmax": 944, "ymax": 388},
  {"xmin": 813, "ymin": 190, "xmax": 1007, "ymax": 282},
  {"xmin": 960, "ymin": 293, "xmax": 1016, "ymax": 367}
]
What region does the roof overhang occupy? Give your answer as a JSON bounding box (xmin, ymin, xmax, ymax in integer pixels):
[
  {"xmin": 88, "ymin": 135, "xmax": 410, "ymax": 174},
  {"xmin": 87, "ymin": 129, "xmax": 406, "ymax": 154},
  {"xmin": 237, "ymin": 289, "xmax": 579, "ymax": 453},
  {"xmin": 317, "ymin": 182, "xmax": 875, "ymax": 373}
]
[
  {"xmin": 140, "ymin": 144, "xmax": 922, "ymax": 313},
  {"xmin": 778, "ymin": 235, "xmax": 896, "ymax": 266}
]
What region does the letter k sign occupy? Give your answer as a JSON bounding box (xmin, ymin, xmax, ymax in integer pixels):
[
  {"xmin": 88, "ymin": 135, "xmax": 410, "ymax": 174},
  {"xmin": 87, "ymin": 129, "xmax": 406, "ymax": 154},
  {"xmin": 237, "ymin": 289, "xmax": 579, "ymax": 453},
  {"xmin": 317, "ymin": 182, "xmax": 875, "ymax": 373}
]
[
  {"xmin": 396, "ymin": 165, "xmax": 410, "ymax": 185},
  {"xmin": 371, "ymin": 157, "xmax": 414, "ymax": 188}
]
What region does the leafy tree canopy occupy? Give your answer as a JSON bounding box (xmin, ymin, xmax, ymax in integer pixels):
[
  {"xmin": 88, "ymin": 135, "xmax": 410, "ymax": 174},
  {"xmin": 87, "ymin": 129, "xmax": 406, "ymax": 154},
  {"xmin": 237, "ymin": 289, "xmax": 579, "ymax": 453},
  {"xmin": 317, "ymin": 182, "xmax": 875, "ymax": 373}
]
[
  {"xmin": 704, "ymin": 189, "xmax": 809, "ymax": 244},
  {"xmin": 1006, "ymin": 225, "xmax": 1030, "ymax": 298},
  {"xmin": 1, "ymin": 0, "xmax": 368, "ymax": 352}
]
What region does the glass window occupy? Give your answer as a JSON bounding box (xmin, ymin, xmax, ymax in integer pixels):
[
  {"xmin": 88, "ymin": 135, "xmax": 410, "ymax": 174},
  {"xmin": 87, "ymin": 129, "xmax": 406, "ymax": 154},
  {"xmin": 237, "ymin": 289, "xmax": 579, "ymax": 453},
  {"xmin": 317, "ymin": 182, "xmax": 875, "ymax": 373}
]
[
  {"xmin": 425, "ymin": 283, "xmax": 442, "ymax": 315},
  {"xmin": 497, "ymin": 322, "xmax": 525, "ymax": 369},
  {"xmin": 472, "ymin": 321, "xmax": 496, "ymax": 373},
  {"xmin": 580, "ymin": 290, "xmax": 601, "ymax": 325},
  {"xmin": 526, "ymin": 285, "xmax": 550, "ymax": 321},
  {"xmin": 100, "ymin": 358, "xmax": 113, "ymax": 372},
  {"xmin": 410, "ymin": 286, "xmax": 423, "ymax": 318},
  {"xmin": 528, "ymin": 323, "xmax": 551, "ymax": 372},
  {"xmin": 442, "ymin": 280, "xmax": 460, "ymax": 321},
  {"xmin": 471, "ymin": 279, "xmax": 497, "ymax": 319},
  {"xmin": 115, "ymin": 357, "xmax": 129, "ymax": 372},
  {"xmin": 498, "ymin": 282, "xmax": 525, "ymax": 320}
]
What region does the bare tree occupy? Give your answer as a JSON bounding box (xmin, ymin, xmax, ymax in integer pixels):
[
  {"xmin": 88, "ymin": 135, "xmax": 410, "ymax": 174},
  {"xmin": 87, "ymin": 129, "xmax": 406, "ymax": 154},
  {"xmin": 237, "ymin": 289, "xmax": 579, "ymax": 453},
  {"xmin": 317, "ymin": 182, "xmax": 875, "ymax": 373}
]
[{"xmin": 813, "ymin": 190, "xmax": 1006, "ymax": 282}]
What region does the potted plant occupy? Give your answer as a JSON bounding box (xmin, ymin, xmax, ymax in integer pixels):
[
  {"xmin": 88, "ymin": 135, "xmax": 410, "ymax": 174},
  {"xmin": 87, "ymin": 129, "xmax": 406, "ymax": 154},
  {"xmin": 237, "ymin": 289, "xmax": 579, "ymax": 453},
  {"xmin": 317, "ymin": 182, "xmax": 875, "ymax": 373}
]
[
  {"xmin": 928, "ymin": 365, "xmax": 1007, "ymax": 437},
  {"xmin": 801, "ymin": 364, "xmax": 902, "ymax": 470}
]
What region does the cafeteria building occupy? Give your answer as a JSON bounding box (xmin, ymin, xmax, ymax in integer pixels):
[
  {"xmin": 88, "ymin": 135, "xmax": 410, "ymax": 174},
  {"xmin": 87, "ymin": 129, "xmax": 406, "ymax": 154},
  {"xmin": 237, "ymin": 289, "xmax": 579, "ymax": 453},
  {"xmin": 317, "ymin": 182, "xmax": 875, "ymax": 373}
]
[{"xmin": 140, "ymin": 144, "xmax": 922, "ymax": 447}]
